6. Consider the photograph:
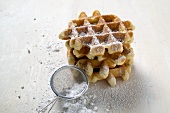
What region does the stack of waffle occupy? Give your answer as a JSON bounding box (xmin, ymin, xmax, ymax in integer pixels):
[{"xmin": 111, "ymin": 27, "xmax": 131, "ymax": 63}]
[{"xmin": 59, "ymin": 10, "xmax": 135, "ymax": 86}]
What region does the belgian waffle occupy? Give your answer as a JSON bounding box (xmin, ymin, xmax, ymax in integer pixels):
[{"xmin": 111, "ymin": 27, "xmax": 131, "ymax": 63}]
[{"xmin": 59, "ymin": 10, "xmax": 135, "ymax": 86}]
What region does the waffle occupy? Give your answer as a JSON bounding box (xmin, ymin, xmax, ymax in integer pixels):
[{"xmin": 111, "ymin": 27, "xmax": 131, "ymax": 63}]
[{"xmin": 59, "ymin": 10, "xmax": 135, "ymax": 86}]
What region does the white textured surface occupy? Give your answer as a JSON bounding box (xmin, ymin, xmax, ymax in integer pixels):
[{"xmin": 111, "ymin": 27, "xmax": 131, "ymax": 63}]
[{"xmin": 0, "ymin": 0, "xmax": 170, "ymax": 113}]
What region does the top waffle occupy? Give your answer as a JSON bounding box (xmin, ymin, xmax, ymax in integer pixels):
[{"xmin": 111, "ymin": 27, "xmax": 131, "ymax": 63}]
[{"xmin": 59, "ymin": 10, "xmax": 135, "ymax": 59}]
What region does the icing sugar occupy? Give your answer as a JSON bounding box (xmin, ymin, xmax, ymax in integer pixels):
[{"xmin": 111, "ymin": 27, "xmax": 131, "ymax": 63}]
[
  {"xmin": 65, "ymin": 82, "xmax": 87, "ymax": 97},
  {"xmin": 69, "ymin": 18, "xmax": 123, "ymax": 47},
  {"xmin": 62, "ymin": 94, "xmax": 97, "ymax": 113},
  {"xmin": 79, "ymin": 32, "xmax": 86, "ymax": 37}
]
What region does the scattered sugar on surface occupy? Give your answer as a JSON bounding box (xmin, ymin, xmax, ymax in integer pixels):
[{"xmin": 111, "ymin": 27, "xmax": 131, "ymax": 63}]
[
  {"xmin": 36, "ymin": 96, "xmax": 55, "ymax": 113},
  {"xmin": 85, "ymin": 65, "xmax": 155, "ymax": 112},
  {"xmin": 65, "ymin": 82, "xmax": 87, "ymax": 97},
  {"xmin": 57, "ymin": 82, "xmax": 97, "ymax": 113},
  {"xmin": 46, "ymin": 41, "xmax": 63, "ymax": 52},
  {"xmin": 62, "ymin": 93, "xmax": 97, "ymax": 113}
]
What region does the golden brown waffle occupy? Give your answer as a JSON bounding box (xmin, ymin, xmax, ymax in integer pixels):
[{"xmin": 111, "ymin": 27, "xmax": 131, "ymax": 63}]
[
  {"xmin": 70, "ymin": 47, "xmax": 134, "ymax": 85},
  {"xmin": 59, "ymin": 10, "xmax": 135, "ymax": 86}
]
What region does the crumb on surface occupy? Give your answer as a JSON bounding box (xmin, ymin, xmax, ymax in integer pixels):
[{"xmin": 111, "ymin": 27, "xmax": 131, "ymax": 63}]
[
  {"xmin": 28, "ymin": 49, "xmax": 30, "ymax": 54},
  {"xmin": 34, "ymin": 18, "xmax": 36, "ymax": 20},
  {"xmin": 53, "ymin": 49, "xmax": 60, "ymax": 52},
  {"xmin": 21, "ymin": 86, "xmax": 24, "ymax": 89},
  {"xmin": 18, "ymin": 96, "xmax": 21, "ymax": 99}
]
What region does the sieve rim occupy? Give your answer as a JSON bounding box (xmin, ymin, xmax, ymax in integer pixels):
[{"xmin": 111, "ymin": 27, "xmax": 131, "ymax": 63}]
[{"xmin": 50, "ymin": 65, "xmax": 89, "ymax": 99}]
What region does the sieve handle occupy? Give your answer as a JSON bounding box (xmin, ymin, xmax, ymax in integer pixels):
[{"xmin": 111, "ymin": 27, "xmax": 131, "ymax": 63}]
[{"xmin": 38, "ymin": 97, "xmax": 58, "ymax": 113}]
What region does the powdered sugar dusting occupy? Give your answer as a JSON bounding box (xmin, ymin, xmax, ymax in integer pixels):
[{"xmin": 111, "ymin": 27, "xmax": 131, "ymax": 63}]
[
  {"xmin": 87, "ymin": 26, "xmax": 95, "ymax": 35},
  {"xmin": 65, "ymin": 82, "xmax": 87, "ymax": 97},
  {"xmin": 91, "ymin": 36, "xmax": 100, "ymax": 45},
  {"xmin": 79, "ymin": 32, "xmax": 86, "ymax": 37},
  {"xmin": 68, "ymin": 17, "xmax": 122, "ymax": 47},
  {"xmin": 71, "ymin": 27, "xmax": 78, "ymax": 38},
  {"xmin": 46, "ymin": 41, "xmax": 63, "ymax": 52},
  {"xmin": 62, "ymin": 93, "xmax": 98, "ymax": 113},
  {"xmin": 70, "ymin": 22, "xmax": 78, "ymax": 38}
]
